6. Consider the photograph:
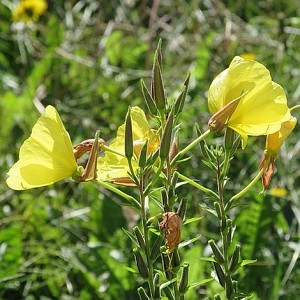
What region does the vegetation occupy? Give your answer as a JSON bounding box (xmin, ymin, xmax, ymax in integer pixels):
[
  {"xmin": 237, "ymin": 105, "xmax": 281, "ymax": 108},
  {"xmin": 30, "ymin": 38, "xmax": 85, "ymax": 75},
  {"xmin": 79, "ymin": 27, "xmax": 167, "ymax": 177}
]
[{"xmin": 1, "ymin": 1, "xmax": 300, "ymax": 299}]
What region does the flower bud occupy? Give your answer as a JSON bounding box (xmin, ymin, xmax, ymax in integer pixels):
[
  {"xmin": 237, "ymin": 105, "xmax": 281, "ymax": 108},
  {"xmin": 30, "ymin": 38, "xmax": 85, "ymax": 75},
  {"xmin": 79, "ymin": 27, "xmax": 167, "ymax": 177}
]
[
  {"xmin": 141, "ymin": 79, "xmax": 157, "ymax": 115},
  {"xmin": 174, "ymin": 73, "xmax": 190, "ymax": 117},
  {"xmin": 159, "ymin": 111, "xmax": 174, "ymax": 161},
  {"xmin": 151, "ymin": 40, "xmax": 166, "ymax": 112},
  {"xmin": 137, "ymin": 141, "xmax": 148, "ymax": 168},
  {"xmin": 125, "ymin": 108, "xmax": 133, "ymax": 160}
]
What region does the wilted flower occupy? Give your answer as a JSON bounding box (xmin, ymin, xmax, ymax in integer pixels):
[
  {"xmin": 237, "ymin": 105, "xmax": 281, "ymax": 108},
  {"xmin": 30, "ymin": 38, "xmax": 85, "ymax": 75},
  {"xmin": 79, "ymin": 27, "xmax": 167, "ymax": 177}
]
[
  {"xmin": 159, "ymin": 212, "xmax": 182, "ymax": 253},
  {"xmin": 12, "ymin": 0, "xmax": 47, "ymax": 23},
  {"xmin": 208, "ymin": 56, "xmax": 291, "ymax": 148},
  {"xmin": 6, "ymin": 106, "xmax": 102, "ymax": 190},
  {"xmin": 97, "ymin": 106, "xmax": 159, "ymax": 186},
  {"xmin": 259, "ymin": 116, "xmax": 297, "ymax": 189}
]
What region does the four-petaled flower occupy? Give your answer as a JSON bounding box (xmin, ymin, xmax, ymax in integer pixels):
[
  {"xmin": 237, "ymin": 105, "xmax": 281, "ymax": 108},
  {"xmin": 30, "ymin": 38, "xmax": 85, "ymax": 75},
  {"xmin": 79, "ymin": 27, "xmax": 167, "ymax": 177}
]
[{"xmin": 208, "ymin": 56, "xmax": 291, "ymax": 148}]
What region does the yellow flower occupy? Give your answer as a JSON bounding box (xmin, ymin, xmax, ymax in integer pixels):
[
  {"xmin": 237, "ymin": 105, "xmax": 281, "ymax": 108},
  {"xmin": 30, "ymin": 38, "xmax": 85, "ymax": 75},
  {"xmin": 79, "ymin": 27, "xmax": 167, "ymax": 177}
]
[
  {"xmin": 6, "ymin": 106, "xmax": 102, "ymax": 190},
  {"xmin": 240, "ymin": 53, "xmax": 256, "ymax": 60},
  {"xmin": 12, "ymin": 0, "xmax": 47, "ymax": 23},
  {"xmin": 259, "ymin": 116, "xmax": 297, "ymax": 189},
  {"xmin": 208, "ymin": 56, "xmax": 291, "ymax": 148},
  {"xmin": 97, "ymin": 106, "xmax": 159, "ymax": 186},
  {"xmin": 269, "ymin": 187, "xmax": 288, "ymax": 197}
]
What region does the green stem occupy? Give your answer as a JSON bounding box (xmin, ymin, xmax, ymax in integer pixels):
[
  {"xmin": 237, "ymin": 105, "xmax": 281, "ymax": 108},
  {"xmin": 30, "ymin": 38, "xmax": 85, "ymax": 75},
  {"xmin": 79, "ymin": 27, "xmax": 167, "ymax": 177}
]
[
  {"xmin": 221, "ymin": 148, "xmax": 231, "ymax": 179},
  {"xmin": 139, "ymin": 183, "xmax": 155, "ymax": 298},
  {"xmin": 216, "ymin": 157, "xmax": 232, "ymax": 297},
  {"xmin": 225, "ymin": 158, "xmax": 270, "ymax": 211},
  {"xmin": 95, "ymin": 180, "xmax": 141, "ymax": 209},
  {"xmin": 291, "ymin": 104, "xmax": 300, "ymax": 112},
  {"xmin": 170, "ymin": 129, "xmax": 211, "ymax": 167},
  {"xmin": 144, "ymin": 160, "xmax": 165, "ymax": 195},
  {"xmin": 176, "ymin": 172, "xmax": 219, "ymax": 200},
  {"xmin": 102, "ymin": 145, "xmax": 125, "ymax": 157}
]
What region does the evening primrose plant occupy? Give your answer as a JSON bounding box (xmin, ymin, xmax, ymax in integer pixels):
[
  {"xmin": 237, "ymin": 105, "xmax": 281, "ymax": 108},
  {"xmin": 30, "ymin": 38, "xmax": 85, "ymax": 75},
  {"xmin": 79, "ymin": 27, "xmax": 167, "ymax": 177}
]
[{"xmin": 6, "ymin": 42, "xmax": 297, "ymax": 299}]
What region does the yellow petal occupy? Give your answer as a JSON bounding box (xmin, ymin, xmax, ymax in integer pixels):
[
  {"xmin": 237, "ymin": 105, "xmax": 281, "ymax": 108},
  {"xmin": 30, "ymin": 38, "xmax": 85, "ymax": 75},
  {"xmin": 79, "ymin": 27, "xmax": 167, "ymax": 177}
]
[
  {"xmin": 115, "ymin": 106, "xmax": 151, "ymax": 141},
  {"xmin": 208, "ymin": 56, "xmax": 290, "ymax": 148},
  {"xmin": 96, "ymin": 106, "xmax": 152, "ymax": 184},
  {"xmin": 6, "ymin": 106, "xmax": 77, "ymax": 190}
]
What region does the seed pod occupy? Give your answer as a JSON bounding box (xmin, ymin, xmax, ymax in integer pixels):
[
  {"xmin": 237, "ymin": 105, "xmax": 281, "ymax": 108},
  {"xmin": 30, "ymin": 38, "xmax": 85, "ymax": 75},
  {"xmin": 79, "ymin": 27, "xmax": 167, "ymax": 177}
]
[
  {"xmin": 153, "ymin": 273, "xmax": 160, "ymax": 299},
  {"xmin": 163, "ymin": 287, "xmax": 175, "ymax": 300},
  {"xmin": 176, "ymin": 197, "xmax": 187, "ymax": 221},
  {"xmin": 133, "ymin": 226, "xmax": 146, "ymax": 252},
  {"xmin": 162, "ymin": 253, "xmax": 172, "ymax": 280},
  {"xmin": 229, "ymin": 244, "xmax": 241, "ymax": 272},
  {"xmin": 214, "ymin": 202, "xmax": 222, "ymax": 220},
  {"xmin": 209, "ymin": 240, "xmax": 224, "ymax": 264},
  {"xmin": 150, "ymin": 234, "xmax": 164, "ymax": 261},
  {"xmin": 137, "ymin": 287, "xmax": 150, "ymax": 300},
  {"xmin": 133, "ymin": 248, "xmax": 149, "ymax": 279},
  {"xmin": 171, "ymin": 248, "xmax": 181, "ymax": 270},
  {"xmin": 226, "ymin": 219, "xmax": 233, "ymax": 248},
  {"xmin": 225, "ymin": 274, "xmax": 234, "ymax": 299},
  {"xmin": 213, "ymin": 262, "xmax": 225, "ymax": 288},
  {"xmin": 178, "ymin": 262, "xmax": 189, "ymax": 294}
]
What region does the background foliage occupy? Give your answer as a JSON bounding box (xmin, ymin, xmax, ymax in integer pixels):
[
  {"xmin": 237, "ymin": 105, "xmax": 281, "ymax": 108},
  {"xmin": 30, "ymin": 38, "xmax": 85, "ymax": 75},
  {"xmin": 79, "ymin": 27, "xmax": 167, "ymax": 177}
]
[{"xmin": 1, "ymin": 0, "xmax": 300, "ymax": 299}]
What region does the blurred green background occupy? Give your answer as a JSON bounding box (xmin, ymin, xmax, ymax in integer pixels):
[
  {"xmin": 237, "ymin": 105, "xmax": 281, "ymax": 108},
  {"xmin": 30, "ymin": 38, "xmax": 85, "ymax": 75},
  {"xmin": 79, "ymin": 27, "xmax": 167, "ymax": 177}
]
[{"xmin": 1, "ymin": 0, "xmax": 300, "ymax": 299}]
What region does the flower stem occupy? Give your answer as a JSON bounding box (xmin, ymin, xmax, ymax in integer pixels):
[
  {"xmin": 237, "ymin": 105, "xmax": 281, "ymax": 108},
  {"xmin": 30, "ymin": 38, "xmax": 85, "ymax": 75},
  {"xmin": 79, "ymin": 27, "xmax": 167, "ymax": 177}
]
[
  {"xmin": 176, "ymin": 172, "xmax": 219, "ymax": 199},
  {"xmin": 170, "ymin": 129, "xmax": 211, "ymax": 167},
  {"xmin": 225, "ymin": 160, "xmax": 269, "ymax": 211},
  {"xmin": 102, "ymin": 145, "xmax": 125, "ymax": 157},
  {"xmin": 95, "ymin": 180, "xmax": 141, "ymax": 209},
  {"xmin": 139, "ymin": 181, "xmax": 155, "ymax": 298}
]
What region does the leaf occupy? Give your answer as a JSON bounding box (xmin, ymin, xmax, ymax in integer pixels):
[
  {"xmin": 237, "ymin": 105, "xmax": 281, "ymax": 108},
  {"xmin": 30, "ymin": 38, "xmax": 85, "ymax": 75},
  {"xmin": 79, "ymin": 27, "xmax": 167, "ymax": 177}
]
[
  {"xmin": 240, "ymin": 259, "xmax": 257, "ymax": 267},
  {"xmin": 178, "ymin": 236, "xmax": 202, "ymax": 249},
  {"xmin": 183, "ymin": 216, "xmax": 204, "ymax": 225},
  {"xmin": 198, "ymin": 256, "xmax": 217, "ymax": 263}
]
